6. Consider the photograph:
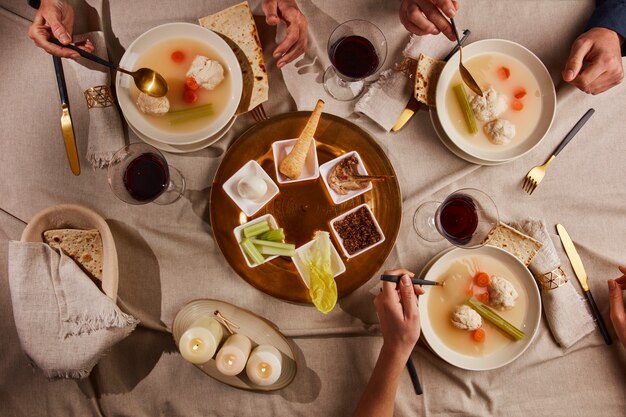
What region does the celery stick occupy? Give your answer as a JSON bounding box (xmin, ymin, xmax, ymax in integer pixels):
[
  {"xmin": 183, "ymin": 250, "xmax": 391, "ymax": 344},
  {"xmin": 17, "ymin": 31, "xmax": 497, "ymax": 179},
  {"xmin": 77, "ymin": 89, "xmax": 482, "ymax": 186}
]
[
  {"xmin": 465, "ymin": 298, "xmax": 525, "ymax": 341},
  {"xmin": 258, "ymin": 245, "xmax": 296, "ymax": 257},
  {"xmin": 259, "ymin": 228, "xmax": 285, "ymax": 242},
  {"xmin": 249, "ymin": 239, "xmax": 296, "ymax": 251},
  {"xmin": 242, "ymin": 221, "xmax": 270, "ymax": 238},
  {"xmin": 168, "ymin": 104, "xmax": 214, "ymax": 125},
  {"xmin": 453, "ymin": 84, "xmax": 478, "ymax": 135},
  {"xmin": 168, "ymin": 103, "xmax": 213, "ymax": 116},
  {"xmin": 240, "ymin": 238, "xmax": 264, "ymax": 265}
]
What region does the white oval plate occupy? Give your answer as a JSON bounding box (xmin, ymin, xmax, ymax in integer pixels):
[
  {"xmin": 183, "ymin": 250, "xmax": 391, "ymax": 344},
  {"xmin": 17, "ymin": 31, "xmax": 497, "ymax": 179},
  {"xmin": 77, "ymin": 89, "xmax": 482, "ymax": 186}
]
[
  {"xmin": 419, "ymin": 245, "xmax": 541, "ymax": 371},
  {"xmin": 435, "ymin": 39, "xmax": 556, "ymax": 163},
  {"xmin": 116, "ymin": 22, "xmax": 242, "ymax": 145}
]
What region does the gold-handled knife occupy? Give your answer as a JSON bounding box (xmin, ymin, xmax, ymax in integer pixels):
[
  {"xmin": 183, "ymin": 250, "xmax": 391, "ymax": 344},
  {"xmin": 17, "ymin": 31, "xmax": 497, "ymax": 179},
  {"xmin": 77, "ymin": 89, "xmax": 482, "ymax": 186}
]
[
  {"xmin": 53, "ymin": 56, "xmax": 80, "ymax": 176},
  {"xmin": 556, "ymin": 224, "xmax": 612, "ymax": 345}
]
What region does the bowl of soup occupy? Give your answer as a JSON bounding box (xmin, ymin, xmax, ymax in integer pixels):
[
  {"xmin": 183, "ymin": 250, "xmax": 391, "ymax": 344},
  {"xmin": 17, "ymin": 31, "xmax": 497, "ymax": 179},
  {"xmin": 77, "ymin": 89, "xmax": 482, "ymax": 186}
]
[
  {"xmin": 116, "ymin": 23, "xmax": 242, "ymax": 145},
  {"xmin": 418, "ymin": 245, "xmax": 541, "ymax": 370},
  {"xmin": 435, "ymin": 39, "xmax": 555, "ymax": 163}
]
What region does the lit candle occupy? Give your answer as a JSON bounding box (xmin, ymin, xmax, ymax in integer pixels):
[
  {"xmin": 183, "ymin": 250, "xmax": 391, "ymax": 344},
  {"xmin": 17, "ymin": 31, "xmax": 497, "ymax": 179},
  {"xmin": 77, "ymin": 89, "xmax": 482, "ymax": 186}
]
[
  {"xmin": 215, "ymin": 334, "xmax": 252, "ymax": 376},
  {"xmin": 178, "ymin": 316, "xmax": 224, "ymax": 364},
  {"xmin": 245, "ymin": 344, "xmax": 282, "ymax": 386}
]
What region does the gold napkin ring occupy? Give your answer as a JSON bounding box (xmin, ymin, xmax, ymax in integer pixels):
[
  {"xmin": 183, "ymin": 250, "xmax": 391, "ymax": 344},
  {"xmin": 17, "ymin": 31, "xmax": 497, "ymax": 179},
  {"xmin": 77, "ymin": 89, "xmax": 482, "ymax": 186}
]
[
  {"xmin": 84, "ymin": 86, "xmax": 114, "ymax": 108},
  {"xmin": 536, "ymin": 266, "xmax": 568, "ymax": 290}
]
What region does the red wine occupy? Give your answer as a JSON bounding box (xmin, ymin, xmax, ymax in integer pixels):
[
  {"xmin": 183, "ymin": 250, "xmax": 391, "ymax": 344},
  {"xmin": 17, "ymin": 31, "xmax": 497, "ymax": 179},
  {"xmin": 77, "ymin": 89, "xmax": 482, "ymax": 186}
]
[
  {"xmin": 330, "ymin": 35, "xmax": 379, "ymax": 79},
  {"xmin": 438, "ymin": 195, "xmax": 478, "ymax": 243},
  {"xmin": 123, "ymin": 153, "xmax": 169, "ymax": 201}
]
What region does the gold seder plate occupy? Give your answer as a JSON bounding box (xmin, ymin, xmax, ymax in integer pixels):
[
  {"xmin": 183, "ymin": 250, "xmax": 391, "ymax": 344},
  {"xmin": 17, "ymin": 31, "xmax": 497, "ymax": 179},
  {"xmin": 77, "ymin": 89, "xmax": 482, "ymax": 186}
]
[{"xmin": 210, "ymin": 112, "xmax": 402, "ymax": 303}]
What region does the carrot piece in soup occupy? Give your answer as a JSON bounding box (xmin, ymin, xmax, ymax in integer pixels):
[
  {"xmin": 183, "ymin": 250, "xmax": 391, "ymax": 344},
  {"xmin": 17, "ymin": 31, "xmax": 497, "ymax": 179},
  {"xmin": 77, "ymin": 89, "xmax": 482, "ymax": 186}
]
[
  {"xmin": 171, "ymin": 50, "xmax": 185, "ymax": 63},
  {"xmin": 474, "ymin": 272, "xmax": 491, "ymax": 287},
  {"xmin": 472, "ymin": 328, "xmax": 486, "ymax": 343},
  {"xmin": 497, "ymin": 66, "xmax": 510, "ymax": 80},
  {"xmin": 185, "ymin": 77, "xmax": 199, "ymax": 91},
  {"xmin": 512, "ymin": 100, "xmax": 524, "ymax": 111},
  {"xmin": 514, "ymin": 87, "xmax": 527, "ymax": 99},
  {"xmin": 478, "ymin": 292, "xmax": 490, "ymax": 304},
  {"xmin": 183, "ymin": 90, "xmax": 198, "ymax": 104}
]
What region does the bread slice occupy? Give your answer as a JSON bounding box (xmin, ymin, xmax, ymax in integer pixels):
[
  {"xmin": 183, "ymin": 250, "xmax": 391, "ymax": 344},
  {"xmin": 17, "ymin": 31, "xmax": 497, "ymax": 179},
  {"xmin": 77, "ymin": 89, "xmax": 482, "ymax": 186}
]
[
  {"xmin": 199, "ymin": 1, "xmax": 268, "ymax": 112},
  {"xmin": 414, "ymin": 53, "xmax": 445, "ymax": 106},
  {"xmin": 484, "ymin": 222, "xmax": 543, "ymax": 266},
  {"xmin": 43, "ymin": 229, "xmax": 103, "ymax": 280}
]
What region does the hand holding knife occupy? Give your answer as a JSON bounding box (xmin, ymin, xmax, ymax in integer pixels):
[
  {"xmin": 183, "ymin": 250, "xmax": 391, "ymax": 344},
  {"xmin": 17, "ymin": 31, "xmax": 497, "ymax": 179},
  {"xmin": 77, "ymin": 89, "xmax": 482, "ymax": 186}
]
[{"xmin": 557, "ymin": 224, "xmax": 613, "ymax": 345}]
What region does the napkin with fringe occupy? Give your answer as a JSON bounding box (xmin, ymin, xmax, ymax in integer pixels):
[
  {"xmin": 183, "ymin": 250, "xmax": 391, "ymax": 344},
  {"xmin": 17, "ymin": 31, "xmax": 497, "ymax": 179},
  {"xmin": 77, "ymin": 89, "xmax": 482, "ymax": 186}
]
[
  {"xmin": 355, "ymin": 34, "xmax": 454, "ymax": 131},
  {"xmin": 517, "ymin": 219, "xmax": 595, "ymax": 348},
  {"xmin": 8, "ymin": 241, "xmax": 138, "ymax": 379},
  {"xmin": 65, "ymin": 31, "xmax": 125, "ymax": 168}
]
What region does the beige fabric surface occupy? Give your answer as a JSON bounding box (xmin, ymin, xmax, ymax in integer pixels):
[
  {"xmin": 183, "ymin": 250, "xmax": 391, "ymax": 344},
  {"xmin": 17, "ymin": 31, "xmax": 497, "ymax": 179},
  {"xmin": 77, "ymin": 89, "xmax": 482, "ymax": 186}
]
[{"xmin": 1, "ymin": 0, "xmax": 625, "ymax": 416}]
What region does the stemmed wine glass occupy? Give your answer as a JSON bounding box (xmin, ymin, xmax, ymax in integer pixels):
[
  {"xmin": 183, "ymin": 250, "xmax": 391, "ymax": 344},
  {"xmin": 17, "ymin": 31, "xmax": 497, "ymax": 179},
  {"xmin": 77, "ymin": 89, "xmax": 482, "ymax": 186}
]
[
  {"xmin": 107, "ymin": 142, "xmax": 186, "ymax": 205},
  {"xmin": 413, "ymin": 188, "xmax": 498, "ymax": 248},
  {"xmin": 323, "ymin": 19, "xmax": 388, "ymax": 101}
]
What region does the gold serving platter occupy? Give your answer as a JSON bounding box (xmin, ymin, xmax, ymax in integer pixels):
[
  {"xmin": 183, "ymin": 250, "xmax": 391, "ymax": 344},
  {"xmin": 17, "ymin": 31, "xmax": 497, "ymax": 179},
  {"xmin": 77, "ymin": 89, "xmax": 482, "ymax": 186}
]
[{"xmin": 210, "ymin": 112, "xmax": 402, "ymax": 303}]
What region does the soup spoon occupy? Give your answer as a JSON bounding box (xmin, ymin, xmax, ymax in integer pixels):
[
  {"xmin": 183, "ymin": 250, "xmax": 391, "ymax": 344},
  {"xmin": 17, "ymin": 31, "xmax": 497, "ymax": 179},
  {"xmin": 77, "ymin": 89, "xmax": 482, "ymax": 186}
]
[
  {"xmin": 449, "ymin": 19, "xmax": 483, "ymax": 97},
  {"xmin": 49, "ymin": 38, "xmax": 169, "ymax": 97}
]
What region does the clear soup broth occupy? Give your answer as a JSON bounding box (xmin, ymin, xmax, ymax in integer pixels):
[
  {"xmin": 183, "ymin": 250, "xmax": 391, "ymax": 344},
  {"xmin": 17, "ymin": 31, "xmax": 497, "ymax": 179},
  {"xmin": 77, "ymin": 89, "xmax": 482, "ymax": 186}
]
[
  {"xmin": 427, "ymin": 254, "xmax": 528, "ymax": 356},
  {"xmin": 445, "ymin": 53, "xmax": 542, "ymax": 150},
  {"xmin": 131, "ymin": 38, "xmax": 232, "ymax": 134}
]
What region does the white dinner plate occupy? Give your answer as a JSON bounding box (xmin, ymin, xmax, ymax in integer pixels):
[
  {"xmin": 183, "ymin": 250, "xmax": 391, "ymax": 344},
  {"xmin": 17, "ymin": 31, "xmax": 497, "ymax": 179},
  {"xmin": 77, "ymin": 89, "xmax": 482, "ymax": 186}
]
[{"xmin": 419, "ymin": 245, "xmax": 541, "ymax": 371}]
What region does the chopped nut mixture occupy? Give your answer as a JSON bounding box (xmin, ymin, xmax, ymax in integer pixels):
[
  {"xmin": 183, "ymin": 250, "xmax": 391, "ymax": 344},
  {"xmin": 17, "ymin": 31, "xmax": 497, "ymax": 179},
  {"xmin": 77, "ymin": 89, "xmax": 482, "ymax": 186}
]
[{"xmin": 333, "ymin": 207, "xmax": 381, "ymax": 255}]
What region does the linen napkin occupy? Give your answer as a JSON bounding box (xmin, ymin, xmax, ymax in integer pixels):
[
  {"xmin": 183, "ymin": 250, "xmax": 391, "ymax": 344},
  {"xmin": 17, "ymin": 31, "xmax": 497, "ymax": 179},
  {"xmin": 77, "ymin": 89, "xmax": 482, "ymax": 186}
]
[
  {"xmin": 65, "ymin": 31, "xmax": 124, "ymax": 168},
  {"xmin": 355, "ymin": 34, "xmax": 456, "ymax": 131},
  {"xmin": 8, "ymin": 241, "xmax": 138, "ymax": 379},
  {"xmin": 517, "ymin": 219, "xmax": 595, "ymax": 348}
]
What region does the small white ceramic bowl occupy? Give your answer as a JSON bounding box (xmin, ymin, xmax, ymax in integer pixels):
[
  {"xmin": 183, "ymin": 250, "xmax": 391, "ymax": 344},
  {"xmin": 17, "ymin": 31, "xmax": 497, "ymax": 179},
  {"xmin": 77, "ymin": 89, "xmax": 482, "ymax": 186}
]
[
  {"xmin": 223, "ymin": 160, "xmax": 279, "ymax": 217},
  {"xmin": 292, "ymin": 238, "xmax": 346, "ymax": 288},
  {"xmin": 233, "ymin": 214, "xmax": 280, "ymax": 268},
  {"xmin": 272, "ymin": 139, "xmax": 320, "ymax": 184},
  {"xmin": 330, "ymin": 203, "xmax": 385, "ymax": 259},
  {"xmin": 116, "ymin": 22, "xmax": 242, "ymax": 145},
  {"xmin": 320, "ymin": 151, "xmax": 373, "ymax": 205},
  {"xmin": 435, "ymin": 39, "xmax": 556, "ymax": 163}
]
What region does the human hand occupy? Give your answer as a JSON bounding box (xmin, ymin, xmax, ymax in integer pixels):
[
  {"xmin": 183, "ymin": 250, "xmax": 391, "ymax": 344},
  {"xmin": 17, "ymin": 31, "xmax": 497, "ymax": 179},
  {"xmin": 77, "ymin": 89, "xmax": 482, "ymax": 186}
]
[
  {"xmin": 562, "ymin": 27, "xmax": 624, "ymax": 95},
  {"xmin": 373, "ymin": 269, "xmax": 425, "ymax": 361},
  {"xmin": 399, "ymin": 0, "xmax": 458, "ymax": 41},
  {"xmin": 608, "ymin": 265, "xmax": 626, "ymax": 349},
  {"xmin": 28, "ymin": 0, "xmax": 94, "ymax": 58},
  {"xmin": 262, "ymin": 0, "xmax": 308, "ymax": 68}
]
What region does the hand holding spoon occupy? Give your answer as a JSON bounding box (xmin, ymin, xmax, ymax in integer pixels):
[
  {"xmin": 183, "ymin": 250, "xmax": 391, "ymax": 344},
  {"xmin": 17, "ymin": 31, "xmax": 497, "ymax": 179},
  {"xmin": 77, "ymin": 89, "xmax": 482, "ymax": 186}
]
[
  {"xmin": 49, "ymin": 38, "xmax": 169, "ymax": 97},
  {"xmin": 449, "ymin": 19, "xmax": 483, "ymax": 97}
]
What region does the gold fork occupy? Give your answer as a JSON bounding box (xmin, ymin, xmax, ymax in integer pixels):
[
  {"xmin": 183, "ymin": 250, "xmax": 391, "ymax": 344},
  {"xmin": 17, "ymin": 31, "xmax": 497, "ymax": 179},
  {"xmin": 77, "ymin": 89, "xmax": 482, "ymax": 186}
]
[
  {"xmin": 522, "ymin": 108, "xmax": 595, "ymax": 195},
  {"xmin": 250, "ymin": 104, "xmax": 269, "ymax": 123}
]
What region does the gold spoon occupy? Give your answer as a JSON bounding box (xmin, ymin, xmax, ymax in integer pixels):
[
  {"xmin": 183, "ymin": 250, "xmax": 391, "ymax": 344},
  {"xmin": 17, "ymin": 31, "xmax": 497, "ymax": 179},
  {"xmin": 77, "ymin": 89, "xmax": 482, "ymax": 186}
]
[
  {"xmin": 49, "ymin": 38, "xmax": 169, "ymax": 97},
  {"xmin": 449, "ymin": 19, "xmax": 483, "ymax": 97}
]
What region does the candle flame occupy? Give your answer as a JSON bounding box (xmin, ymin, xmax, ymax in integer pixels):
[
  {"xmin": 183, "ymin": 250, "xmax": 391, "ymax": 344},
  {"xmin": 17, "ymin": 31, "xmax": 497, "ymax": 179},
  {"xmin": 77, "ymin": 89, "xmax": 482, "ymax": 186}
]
[
  {"xmin": 191, "ymin": 338, "xmax": 202, "ymax": 351},
  {"xmin": 258, "ymin": 361, "xmax": 272, "ymax": 378}
]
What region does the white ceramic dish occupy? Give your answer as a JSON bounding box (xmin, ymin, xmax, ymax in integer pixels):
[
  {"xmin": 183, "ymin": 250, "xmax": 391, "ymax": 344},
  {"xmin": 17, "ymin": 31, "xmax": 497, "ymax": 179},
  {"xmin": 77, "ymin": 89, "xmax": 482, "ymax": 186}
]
[
  {"xmin": 223, "ymin": 160, "xmax": 279, "ymax": 217},
  {"xmin": 20, "ymin": 204, "xmax": 119, "ymax": 302},
  {"xmin": 435, "ymin": 39, "xmax": 556, "ymax": 163},
  {"xmin": 116, "ymin": 22, "xmax": 243, "ymax": 145},
  {"xmin": 129, "ymin": 116, "xmax": 236, "ymax": 154},
  {"xmin": 319, "ymin": 151, "xmax": 373, "ymax": 205},
  {"xmin": 330, "ymin": 203, "xmax": 385, "ymax": 259},
  {"xmin": 419, "ymin": 245, "xmax": 541, "ymax": 371},
  {"xmin": 233, "ymin": 214, "xmax": 280, "ymax": 268},
  {"xmin": 292, "ymin": 238, "xmax": 346, "ymax": 288},
  {"xmin": 429, "ymin": 109, "xmax": 508, "ymax": 166},
  {"xmin": 272, "ymin": 139, "xmax": 319, "ymax": 184}
]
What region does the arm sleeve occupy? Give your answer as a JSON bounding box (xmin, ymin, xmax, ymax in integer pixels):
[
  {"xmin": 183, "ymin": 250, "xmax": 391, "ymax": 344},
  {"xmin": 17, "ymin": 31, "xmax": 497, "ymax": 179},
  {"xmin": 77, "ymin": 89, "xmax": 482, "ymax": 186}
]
[{"xmin": 586, "ymin": 0, "xmax": 626, "ymax": 56}]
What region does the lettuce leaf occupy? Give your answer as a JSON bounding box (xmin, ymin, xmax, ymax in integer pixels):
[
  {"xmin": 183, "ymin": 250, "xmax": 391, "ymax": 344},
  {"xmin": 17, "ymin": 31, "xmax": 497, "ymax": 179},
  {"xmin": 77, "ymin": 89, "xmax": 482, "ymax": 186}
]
[{"xmin": 304, "ymin": 231, "xmax": 337, "ymax": 314}]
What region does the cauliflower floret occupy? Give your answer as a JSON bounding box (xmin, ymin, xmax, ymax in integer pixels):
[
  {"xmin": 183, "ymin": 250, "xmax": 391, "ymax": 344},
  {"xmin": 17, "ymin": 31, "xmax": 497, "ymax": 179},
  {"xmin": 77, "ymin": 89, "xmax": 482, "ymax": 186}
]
[
  {"xmin": 450, "ymin": 305, "xmax": 482, "ymax": 331},
  {"xmin": 186, "ymin": 56, "xmax": 224, "ymax": 90},
  {"xmin": 470, "ymin": 87, "xmax": 507, "ymax": 121},
  {"xmin": 136, "ymin": 92, "xmax": 170, "ymax": 116},
  {"xmin": 484, "ymin": 118, "xmax": 516, "ymax": 145},
  {"xmin": 488, "ymin": 275, "xmax": 518, "ymax": 309}
]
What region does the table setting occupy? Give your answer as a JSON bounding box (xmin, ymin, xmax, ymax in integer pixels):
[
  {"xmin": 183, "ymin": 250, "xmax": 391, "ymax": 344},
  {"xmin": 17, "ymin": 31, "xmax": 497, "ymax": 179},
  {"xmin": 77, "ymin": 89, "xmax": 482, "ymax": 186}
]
[{"xmin": 1, "ymin": 0, "xmax": 625, "ymax": 416}]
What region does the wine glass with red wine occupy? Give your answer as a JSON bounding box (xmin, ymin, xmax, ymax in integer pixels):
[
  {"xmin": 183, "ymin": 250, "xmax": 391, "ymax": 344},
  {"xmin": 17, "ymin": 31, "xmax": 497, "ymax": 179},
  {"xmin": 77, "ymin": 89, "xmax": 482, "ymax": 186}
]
[
  {"xmin": 413, "ymin": 188, "xmax": 498, "ymax": 248},
  {"xmin": 107, "ymin": 142, "xmax": 185, "ymax": 205},
  {"xmin": 323, "ymin": 19, "xmax": 387, "ymax": 101}
]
